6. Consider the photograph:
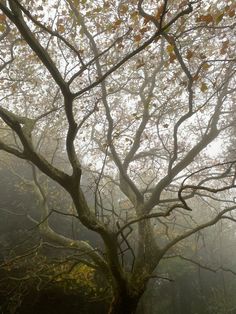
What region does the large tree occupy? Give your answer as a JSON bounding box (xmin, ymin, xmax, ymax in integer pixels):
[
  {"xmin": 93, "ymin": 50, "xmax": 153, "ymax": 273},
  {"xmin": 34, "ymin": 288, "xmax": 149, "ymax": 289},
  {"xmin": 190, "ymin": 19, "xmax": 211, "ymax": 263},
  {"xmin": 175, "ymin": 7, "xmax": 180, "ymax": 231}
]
[{"xmin": 0, "ymin": 0, "xmax": 235, "ymax": 313}]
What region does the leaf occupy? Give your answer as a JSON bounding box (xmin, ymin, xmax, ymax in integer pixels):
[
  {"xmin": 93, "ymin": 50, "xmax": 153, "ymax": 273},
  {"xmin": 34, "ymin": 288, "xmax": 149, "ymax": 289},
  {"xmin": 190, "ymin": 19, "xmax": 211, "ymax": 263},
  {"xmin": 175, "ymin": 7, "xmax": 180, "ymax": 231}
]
[
  {"xmin": 186, "ymin": 49, "xmax": 194, "ymax": 60},
  {"xmin": 134, "ymin": 34, "xmax": 142, "ymax": 42},
  {"xmin": 166, "ymin": 44, "xmax": 174, "ymax": 54},
  {"xmin": 0, "ymin": 24, "xmax": 5, "ymax": 32},
  {"xmin": 169, "ymin": 52, "xmax": 176, "ymax": 63},
  {"xmin": 165, "ymin": 34, "xmax": 175, "ymax": 44},
  {"xmin": 196, "ymin": 14, "xmax": 214, "ymax": 24},
  {"xmin": 120, "ymin": 4, "xmax": 128, "ymax": 15},
  {"xmin": 200, "ymin": 82, "xmax": 208, "ymax": 92},
  {"xmin": 155, "ymin": 4, "xmax": 164, "ymax": 20},
  {"xmin": 11, "ymin": 83, "xmax": 17, "ymax": 92},
  {"xmin": 199, "ymin": 53, "xmax": 207, "ymax": 59},
  {"xmin": 202, "ymin": 63, "xmax": 210, "ymax": 71},
  {"xmin": 113, "ymin": 19, "xmax": 122, "ymax": 29},
  {"xmin": 228, "ymin": 9, "xmax": 235, "ymax": 17},
  {"xmin": 136, "ymin": 58, "xmax": 145, "ymax": 69},
  {"xmin": 215, "ymin": 12, "xmax": 224, "ymax": 24},
  {"xmin": 179, "ymin": 0, "xmax": 189, "ymax": 9},
  {"xmin": 143, "ymin": 16, "xmax": 151, "ymax": 25},
  {"xmin": 130, "ymin": 11, "xmax": 139, "ymax": 21},
  {"xmin": 0, "ymin": 14, "xmax": 6, "ymax": 22},
  {"xmin": 103, "ymin": 2, "xmax": 110, "ymax": 9},
  {"xmin": 220, "ymin": 40, "xmax": 229, "ymax": 55},
  {"xmin": 139, "ymin": 27, "xmax": 149, "ymax": 35},
  {"xmin": 57, "ymin": 24, "xmax": 65, "ymax": 32},
  {"xmin": 117, "ymin": 42, "xmax": 124, "ymax": 49}
]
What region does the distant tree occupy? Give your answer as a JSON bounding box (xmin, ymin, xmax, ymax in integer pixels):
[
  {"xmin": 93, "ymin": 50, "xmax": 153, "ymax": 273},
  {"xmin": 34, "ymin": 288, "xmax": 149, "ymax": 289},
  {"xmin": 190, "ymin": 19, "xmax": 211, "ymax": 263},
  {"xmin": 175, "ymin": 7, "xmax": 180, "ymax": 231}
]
[{"xmin": 0, "ymin": 1, "xmax": 235, "ymax": 313}]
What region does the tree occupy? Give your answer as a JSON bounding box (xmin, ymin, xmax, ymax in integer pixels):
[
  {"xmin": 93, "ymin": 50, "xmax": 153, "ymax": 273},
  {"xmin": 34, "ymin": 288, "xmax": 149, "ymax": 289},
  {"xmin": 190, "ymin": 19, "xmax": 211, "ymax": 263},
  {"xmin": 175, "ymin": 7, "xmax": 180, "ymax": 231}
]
[{"xmin": 0, "ymin": 0, "xmax": 235, "ymax": 313}]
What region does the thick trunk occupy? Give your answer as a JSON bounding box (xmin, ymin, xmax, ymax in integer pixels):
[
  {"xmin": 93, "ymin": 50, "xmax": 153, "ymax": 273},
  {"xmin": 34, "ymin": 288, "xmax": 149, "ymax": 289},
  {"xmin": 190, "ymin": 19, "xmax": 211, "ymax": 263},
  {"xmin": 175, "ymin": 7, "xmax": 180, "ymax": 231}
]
[
  {"xmin": 108, "ymin": 291, "xmax": 142, "ymax": 314},
  {"xmin": 134, "ymin": 219, "xmax": 160, "ymax": 274}
]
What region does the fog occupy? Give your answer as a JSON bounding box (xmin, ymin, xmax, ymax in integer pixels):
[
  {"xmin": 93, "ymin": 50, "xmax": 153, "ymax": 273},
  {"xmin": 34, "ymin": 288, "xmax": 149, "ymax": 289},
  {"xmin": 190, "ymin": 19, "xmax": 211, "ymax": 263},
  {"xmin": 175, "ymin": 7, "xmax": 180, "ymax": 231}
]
[
  {"xmin": 1, "ymin": 156, "xmax": 236, "ymax": 314},
  {"xmin": 0, "ymin": 0, "xmax": 236, "ymax": 313}
]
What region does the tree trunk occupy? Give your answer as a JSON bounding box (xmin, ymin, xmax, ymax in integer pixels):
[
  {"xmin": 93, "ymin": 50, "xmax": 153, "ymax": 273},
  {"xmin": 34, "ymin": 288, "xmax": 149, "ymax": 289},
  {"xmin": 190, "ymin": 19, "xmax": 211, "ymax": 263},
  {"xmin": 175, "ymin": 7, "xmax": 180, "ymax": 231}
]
[{"xmin": 108, "ymin": 292, "xmax": 142, "ymax": 314}]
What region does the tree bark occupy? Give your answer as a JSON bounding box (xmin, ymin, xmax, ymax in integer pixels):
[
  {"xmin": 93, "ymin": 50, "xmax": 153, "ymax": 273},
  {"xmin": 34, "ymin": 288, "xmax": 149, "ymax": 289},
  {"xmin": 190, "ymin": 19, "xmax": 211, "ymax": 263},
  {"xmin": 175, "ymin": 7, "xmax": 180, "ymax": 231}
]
[{"xmin": 108, "ymin": 290, "xmax": 143, "ymax": 314}]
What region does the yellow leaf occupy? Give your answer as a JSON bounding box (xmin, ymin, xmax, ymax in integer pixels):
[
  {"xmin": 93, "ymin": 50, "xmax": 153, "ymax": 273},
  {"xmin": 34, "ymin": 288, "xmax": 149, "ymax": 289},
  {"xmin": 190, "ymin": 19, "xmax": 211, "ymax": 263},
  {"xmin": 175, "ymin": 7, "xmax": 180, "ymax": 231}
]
[
  {"xmin": 202, "ymin": 63, "xmax": 210, "ymax": 71},
  {"xmin": 113, "ymin": 19, "xmax": 122, "ymax": 29},
  {"xmin": 200, "ymin": 82, "xmax": 208, "ymax": 92},
  {"xmin": 57, "ymin": 24, "xmax": 65, "ymax": 32},
  {"xmin": 0, "ymin": 24, "xmax": 5, "ymax": 32},
  {"xmin": 166, "ymin": 44, "xmax": 174, "ymax": 54},
  {"xmin": 120, "ymin": 4, "xmax": 128, "ymax": 15},
  {"xmin": 130, "ymin": 11, "xmax": 139, "ymax": 20},
  {"xmin": 216, "ymin": 12, "xmax": 224, "ymax": 24}
]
